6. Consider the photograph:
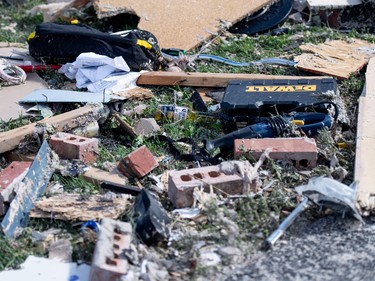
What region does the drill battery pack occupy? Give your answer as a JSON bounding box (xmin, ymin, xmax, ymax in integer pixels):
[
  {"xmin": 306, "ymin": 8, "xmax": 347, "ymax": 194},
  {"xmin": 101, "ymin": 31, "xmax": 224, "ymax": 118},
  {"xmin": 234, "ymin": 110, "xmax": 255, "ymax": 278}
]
[{"xmin": 220, "ymin": 78, "xmax": 337, "ymax": 132}]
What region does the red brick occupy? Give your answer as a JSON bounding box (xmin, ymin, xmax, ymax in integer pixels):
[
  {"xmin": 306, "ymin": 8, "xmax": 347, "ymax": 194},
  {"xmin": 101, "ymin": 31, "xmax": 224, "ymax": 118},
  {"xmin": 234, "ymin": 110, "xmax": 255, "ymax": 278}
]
[
  {"xmin": 168, "ymin": 165, "xmax": 244, "ymax": 208},
  {"xmin": 234, "ymin": 137, "xmax": 318, "ymax": 169},
  {"xmin": 0, "ymin": 161, "xmax": 31, "ymax": 215},
  {"xmin": 89, "ymin": 218, "xmax": 132, "ymax": 281},
  {"xmin": 49, "ymin": 132, "xmax": 99, "ymax": 164},
  {"xmin": 118, "ymin": 145, "xmax": 158, "ymax": 178}
]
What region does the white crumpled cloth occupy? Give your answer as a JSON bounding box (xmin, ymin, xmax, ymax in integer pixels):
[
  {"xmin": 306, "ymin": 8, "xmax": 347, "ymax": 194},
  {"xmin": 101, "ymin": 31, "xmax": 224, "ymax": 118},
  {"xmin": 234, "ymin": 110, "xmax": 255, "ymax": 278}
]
[{"xmin": 58, "ymin": 52, "xmax": 142, "ymax": 94}]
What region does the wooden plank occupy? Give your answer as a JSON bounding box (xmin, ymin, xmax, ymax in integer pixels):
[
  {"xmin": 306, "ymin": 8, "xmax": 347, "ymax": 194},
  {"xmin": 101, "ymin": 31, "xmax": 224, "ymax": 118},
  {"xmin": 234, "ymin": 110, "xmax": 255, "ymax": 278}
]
[
  {"xmin": 83, "ymin": 167, "xmax": 128, "ymax": 186},
  {"xmin": 355, "ymin": 57, "xmax": 375, "ymax": 215},
  {"xmin": 0, "ymin": 104, "xmax": 101, "ymax": 154},
  {"xmin": 92, "ymin": 0, "xmax": 272, "ymax": 50},
  {"xmin": 295, "ymin": 39, "xmax": 375, "ymax": 79},
  {"xmin": 137, "ymin": 72, "xmax": 329, "ymax": 88}
]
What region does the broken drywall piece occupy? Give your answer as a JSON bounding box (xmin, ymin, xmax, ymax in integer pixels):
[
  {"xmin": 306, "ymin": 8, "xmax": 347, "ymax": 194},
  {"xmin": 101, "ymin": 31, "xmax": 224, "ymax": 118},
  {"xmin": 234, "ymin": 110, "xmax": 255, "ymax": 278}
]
[
  {"xmin": 92, "ymin": 0, "xmax": 272, "ymax": 50},
  {"xmin": 307, "ymin": 0, "xmax": 362, "ymax": 9},
  {"xmin": 295, "ymin": 39, "xmax": 375, "ymax": 79},
  {"xmin": 0, "ymin": 72, "xmax": 48, "ymax": 121},
  {"xmin": 19, "ymin": 89, "xmax": 126, "ymax": 104},
  {"xmin": 29, "ymin": 193, "xmax": 128, "ymax": 221},
  {"xmin": 0, "ymin": 255, "xmax": 90, "ymax": 281},
  {"xmin": 48, "ymin": 239, "xmax": 73, "ymax": 262},
  {"xmin": 1, "ymin": 140, "xmax": 55, "ymax": 238}
]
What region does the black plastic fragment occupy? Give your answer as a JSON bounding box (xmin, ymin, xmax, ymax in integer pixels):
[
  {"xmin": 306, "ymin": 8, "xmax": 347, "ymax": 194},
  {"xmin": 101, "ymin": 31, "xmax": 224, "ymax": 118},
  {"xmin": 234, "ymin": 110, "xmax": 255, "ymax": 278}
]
[
  {"xmin": 229, "ymin": 0, "xmax": 293, "ymax": 35},
  {"xmin": 132, "ymin": 189, "xmax": 170, "ymax": 245},
  {"xmin": 100, "ymin": 182, "xmax": 141, "ymax": 196},
  {"xmin": 190, "ymin": 90, "xmax": 208, "ymax": 112}
]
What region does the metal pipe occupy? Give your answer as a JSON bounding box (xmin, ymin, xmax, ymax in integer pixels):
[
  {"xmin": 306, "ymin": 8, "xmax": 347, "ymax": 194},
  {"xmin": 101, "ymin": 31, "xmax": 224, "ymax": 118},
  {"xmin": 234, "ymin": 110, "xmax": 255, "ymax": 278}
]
[{"xmin": 266, "ymin": 197, "xmax": 310, "ymax": 247}]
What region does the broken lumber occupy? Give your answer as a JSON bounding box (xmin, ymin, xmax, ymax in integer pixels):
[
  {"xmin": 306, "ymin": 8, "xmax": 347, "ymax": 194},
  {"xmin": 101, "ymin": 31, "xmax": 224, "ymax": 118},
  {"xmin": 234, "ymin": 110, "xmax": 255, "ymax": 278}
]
[
  {"xmin": 0, "ymin": 104, "xmax": 104, "ymax": 154},
  {"xmin": 82, "ymin": 167, "xmax": 128, "ymax": 186},
  {"xmin": 136, "ymin": 72, "xmax": 328, "ymax": 88},
  {"xmin": 112, "ymin": 113, "xmax": 137, "ymax": 138},
  {"xmin": 355, "ymin": 57, "xmax": 375, "ymax": 215},
  {"xmin": 29, "ymin": 193, "xmax": 128, "ymax": 221},
  {"xmin": 295, "ymin": 39, "xmax": 375, "ymax": 79}
]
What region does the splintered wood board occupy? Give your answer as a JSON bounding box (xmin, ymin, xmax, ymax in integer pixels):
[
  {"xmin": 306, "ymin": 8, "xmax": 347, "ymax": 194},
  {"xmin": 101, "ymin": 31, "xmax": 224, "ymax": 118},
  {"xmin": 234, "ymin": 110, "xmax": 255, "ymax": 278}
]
[
  {"xmin": 30, "ymin": 194, "xmax": 128, "ymax": 221},
  {"xmin": 92, "ymin": 0, "xmax": 272, "ymax": 50},
  {"xmin": 295, "ymin": 39, "xmax": 375, "ymax": 79},
  {"xmin": 355, "ymin": 57, "xmax": 375, "ymax": 215}
]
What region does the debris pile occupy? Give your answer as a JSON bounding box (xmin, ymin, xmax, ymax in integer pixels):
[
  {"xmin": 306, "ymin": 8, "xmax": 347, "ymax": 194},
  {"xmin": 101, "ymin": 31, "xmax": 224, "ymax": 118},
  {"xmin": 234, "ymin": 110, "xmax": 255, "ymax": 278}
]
[{"xmin": 0, "ymin": 0, "xmax": 375, "ymax": 280}]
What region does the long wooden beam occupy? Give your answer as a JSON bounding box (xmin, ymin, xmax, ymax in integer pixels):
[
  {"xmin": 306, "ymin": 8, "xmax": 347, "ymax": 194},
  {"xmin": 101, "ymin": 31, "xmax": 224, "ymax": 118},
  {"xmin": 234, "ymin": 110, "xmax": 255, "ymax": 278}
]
[
  {"xmin": 137, "ymin": 71, "xmax": 328, "ymax": 88},
  {"xmin": 0, "ymin": 104, "xmax": 101, "ymax": 154},
  {"xmin": 355, "ymin": 57, "xmax": 375, "ymax": 215}
]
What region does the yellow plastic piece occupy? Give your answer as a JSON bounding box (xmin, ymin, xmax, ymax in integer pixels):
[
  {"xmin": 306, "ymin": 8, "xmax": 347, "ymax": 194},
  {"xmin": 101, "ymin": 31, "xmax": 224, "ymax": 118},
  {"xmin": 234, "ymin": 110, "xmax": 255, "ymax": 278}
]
[
  {"xmin": 291, "ymin": 119, "xmax": 305, "ymax": 126},
  {"xmin": 337, "ymin": 142, "xmax": 348, "ymax": 149},
  {"xmin": 137, "ymin": 39, "xmax": 152, "ymax": 49},
  {"xmin": 27, "ymin": 31, "xmax": 35, "ymax": 41},
  {"xmin": 71, "ymin": 19, "xmax": 79, "ymax": 24}
]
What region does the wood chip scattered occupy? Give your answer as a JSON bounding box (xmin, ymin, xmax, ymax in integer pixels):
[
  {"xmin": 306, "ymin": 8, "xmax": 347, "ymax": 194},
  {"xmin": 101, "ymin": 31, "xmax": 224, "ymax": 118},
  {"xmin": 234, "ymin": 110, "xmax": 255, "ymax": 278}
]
[{"xmin": 295, "ymin": 39, "xmax": 375, "ymax": 79}]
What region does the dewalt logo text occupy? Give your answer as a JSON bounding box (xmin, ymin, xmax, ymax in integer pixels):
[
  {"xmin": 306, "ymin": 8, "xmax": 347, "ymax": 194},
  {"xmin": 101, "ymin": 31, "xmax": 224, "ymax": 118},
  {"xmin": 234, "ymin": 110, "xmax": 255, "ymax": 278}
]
[{"xmin": 245, "ymin": 85, "xmax": 317, "ymax": 92}]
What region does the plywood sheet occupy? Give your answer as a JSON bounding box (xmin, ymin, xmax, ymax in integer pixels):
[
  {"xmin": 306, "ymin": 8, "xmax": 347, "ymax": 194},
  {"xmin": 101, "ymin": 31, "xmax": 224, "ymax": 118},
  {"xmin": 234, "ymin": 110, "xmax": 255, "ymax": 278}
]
[
  {"xmin": 355, "ymin": 57, "xmax": 375, "ymax": 215},
  {"xmin": 295, "ymin": 39, "xmax": 375, "ymax": 79},
  {"xmin": 92, "ymin": 0, "xmax": 272, "ymax": 50}
]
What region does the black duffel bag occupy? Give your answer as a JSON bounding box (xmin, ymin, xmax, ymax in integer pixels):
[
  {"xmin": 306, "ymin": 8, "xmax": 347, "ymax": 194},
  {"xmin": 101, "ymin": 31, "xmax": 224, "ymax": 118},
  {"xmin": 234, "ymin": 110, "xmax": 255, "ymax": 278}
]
[{"xmin": 27, "ymin": 22, "xmax": 165, "ymax": 71}]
